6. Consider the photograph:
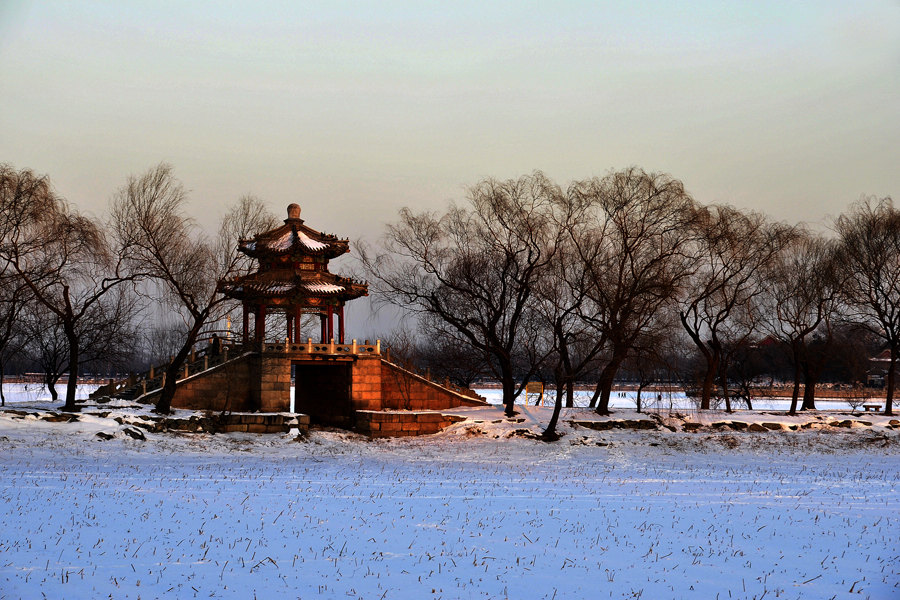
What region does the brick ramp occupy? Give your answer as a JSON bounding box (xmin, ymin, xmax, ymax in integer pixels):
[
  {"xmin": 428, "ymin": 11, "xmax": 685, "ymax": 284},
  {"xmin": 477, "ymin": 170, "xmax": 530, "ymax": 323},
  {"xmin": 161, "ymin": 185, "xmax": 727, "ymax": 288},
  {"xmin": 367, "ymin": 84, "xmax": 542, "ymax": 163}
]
[
  {"xmin": 378, "ymin": 359, "xmax": 488, "ymax": 410},
  {"xmin": 135, "ymin": 353, "xmax": 258, "ymax": 412}
]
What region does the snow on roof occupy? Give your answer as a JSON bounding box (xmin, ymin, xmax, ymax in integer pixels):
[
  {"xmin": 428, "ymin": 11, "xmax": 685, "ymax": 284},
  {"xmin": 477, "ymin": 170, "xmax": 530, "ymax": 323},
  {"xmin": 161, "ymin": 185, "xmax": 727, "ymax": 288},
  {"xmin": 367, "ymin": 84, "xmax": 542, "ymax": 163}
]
[
  {"xmin": 301, "ymin": 282, "xmax": 345, "ymax": 294},
  {"xmin": 297, "ymin": 230, "xmax": 329, "ymax": 252},
  {"xmin": 266, "ymin": 229, "xmax": 329, "ymax": 253}
]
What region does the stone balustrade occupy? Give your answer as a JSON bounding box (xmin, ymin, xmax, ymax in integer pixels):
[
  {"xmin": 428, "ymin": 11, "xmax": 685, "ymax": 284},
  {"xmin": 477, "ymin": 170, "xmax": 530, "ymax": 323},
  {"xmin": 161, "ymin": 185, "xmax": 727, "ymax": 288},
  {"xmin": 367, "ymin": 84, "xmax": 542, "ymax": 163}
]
[{"xmin": 261, "ymin": 339, "xmax": 381, "ymax": 356}]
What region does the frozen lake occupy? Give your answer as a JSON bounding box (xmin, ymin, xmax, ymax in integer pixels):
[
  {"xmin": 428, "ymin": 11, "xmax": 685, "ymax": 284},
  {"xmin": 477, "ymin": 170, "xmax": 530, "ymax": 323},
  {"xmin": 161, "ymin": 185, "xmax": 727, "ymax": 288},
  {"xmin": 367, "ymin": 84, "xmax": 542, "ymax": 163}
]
[
  {"xmin": 0, "ymin": 405, "xmax": 897, "ymax": 599},
  {"xmin": 474, "ymin": 387, "xmax": 869, "ymax": 412}
]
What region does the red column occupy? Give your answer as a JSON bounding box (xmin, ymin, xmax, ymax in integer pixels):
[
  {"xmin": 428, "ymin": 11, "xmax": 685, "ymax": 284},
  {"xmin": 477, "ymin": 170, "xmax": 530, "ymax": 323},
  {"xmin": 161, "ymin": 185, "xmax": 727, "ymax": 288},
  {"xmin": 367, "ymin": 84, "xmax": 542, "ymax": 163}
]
[
  {"xmin": 286, "ymin": 314, "xmax": 294, "ymax": 343},
  {"xmin": 319, "ymin": 313, "xmax": 327, "ymax": 343},
  {"xmin": 338, "ymin": 305, "xmax": 345, "ymax": 344},
  {"xmin": 255, "ymin": 305, "xmax": 267, "ymax": 343},
  {"xmin": 242, "ymin": 305, "xmax": 249, "ymax": 344},
  {"xmin": 326, "ymin": 305, "xmax": 334, "ymax": 342}
]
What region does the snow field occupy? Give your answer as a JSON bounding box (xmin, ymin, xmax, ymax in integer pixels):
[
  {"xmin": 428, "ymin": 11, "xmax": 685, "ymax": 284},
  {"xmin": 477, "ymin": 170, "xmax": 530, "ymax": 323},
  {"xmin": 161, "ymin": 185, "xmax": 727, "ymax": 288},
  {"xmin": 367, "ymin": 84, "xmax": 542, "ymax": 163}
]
[{"xmin": 0, "ymin": 416, "xmax": 898, "ymax": 600}]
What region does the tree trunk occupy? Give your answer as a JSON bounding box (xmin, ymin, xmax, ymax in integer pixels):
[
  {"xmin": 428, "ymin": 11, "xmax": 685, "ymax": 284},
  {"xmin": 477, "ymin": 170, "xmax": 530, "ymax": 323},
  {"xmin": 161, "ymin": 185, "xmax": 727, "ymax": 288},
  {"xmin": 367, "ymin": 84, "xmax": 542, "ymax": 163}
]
[
  {"xmin": 499, "ymin": 358, "xmax": 517, "ymax": 417},
  {"xmin": 788, "ymin": 365, "xmax": 801, "ymax": 416},
  {"xmin": 156, "ymin": 344, "xmax": 193, "ymax": 414},
  {"xmin": 566, "ymin": 379, "xmax": 574, "ymax": 408},
  {"xmin": 156, "ymin": 319, "xmax": 206, "ymax": 414},
  {"xmin": 588, "ymin": 383, "xmax": 601, "ymax": 408},
  {"xmin": 0, "ymin": 360, "xmax": 5, "ymax": 407},
  {"xmin": 885, "ymin": 349, "xmax": 897, "ymax": 417},
  {"xmin": 699, "ymin": 353, "xmax": 718, "ymax": 410},
  {"xmin": 45, "ymin": 373, "xmax": 58, "ymax": 402},
  {"xmin": 594, "ymin": 354, "xmax": 624, "ymax": 415},
  {"xmin": 720, "ymin": 357, "xmax": 732, "ymax": 413},
  {"xmin": 800, "ymin": 362, "xmax": 818, "ymax": 411},
  {"xmin": 542, "ymin": 380, "xmax": 565, "ymax": 441},
  {"xmin": 801, "ymin": 374, "xmax": 818, "ymax": 411},
  {"xmin": 63, "ymin": 333, "xmax": 79, "ymax": 412}
]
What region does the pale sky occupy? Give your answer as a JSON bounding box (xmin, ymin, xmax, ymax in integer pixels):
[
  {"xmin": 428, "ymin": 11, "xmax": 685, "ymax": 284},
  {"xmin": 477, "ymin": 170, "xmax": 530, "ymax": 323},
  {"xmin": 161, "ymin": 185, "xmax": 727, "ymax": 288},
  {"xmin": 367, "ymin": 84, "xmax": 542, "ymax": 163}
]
[{"xmin": 2, "ymin": 1, "xmax": 898, "ymax": 241}]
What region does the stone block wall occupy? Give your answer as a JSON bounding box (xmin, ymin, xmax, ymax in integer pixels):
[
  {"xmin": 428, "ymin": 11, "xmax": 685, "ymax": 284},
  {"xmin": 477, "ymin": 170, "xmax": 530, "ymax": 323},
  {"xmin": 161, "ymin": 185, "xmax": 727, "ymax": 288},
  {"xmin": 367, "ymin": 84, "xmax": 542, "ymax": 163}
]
[
  {"xmin": 215, "ymin": 413, "xmax": 310, "ymax": 434},
  {"xmin": 354, "ymin": 411, "xmax": 467, "ymax": 438},
  {"xmin": 349, "ymin": 355, "xmax": 384, "ymax": 412},
  {"xmin": 256, "ymin": 353, "xmax": 292, "ymax": 413}
]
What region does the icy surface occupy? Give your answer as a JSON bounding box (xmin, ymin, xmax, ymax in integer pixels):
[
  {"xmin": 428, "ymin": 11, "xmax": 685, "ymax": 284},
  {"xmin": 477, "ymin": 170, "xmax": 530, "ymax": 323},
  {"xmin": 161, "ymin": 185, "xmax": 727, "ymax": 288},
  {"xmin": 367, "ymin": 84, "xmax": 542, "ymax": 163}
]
[
  {"xmin": 0, "ymin": 403, "xmax": 898, "ymax": 599},
  {"xmin": 475, "ymin": 387, "xmax": 872, "ymax": 412}
]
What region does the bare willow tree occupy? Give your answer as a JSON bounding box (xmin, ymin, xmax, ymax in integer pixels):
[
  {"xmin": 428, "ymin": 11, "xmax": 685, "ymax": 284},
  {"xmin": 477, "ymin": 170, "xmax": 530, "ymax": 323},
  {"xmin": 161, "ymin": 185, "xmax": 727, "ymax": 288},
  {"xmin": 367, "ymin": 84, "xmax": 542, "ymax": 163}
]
[
  {"xmin": 364, "ymin": 172, "xmax": 567, "ymax": 417},
  {"xmin": 679, "ymin": 205, "xmax": 795, "ymax": 410},
  {"xmin": 0, "ymin": 165, "xmax": 137, "ymax": 411},
  {"xmin": 535, "ymin": 230, "xmax": 601, "ymax": 439},
  {"xmin": 763, "ymin": 231, "xmax": 840, "ymax": 414},
  {"xmin": 572, "ymin": 168, "xmax": 698, "ymax": 415},
  {"xmin": 835, "ymin": 196, "xmax": 900, "ymax": 416},
  {"xmin": 0, "ymin": 267, "xmax": 31, "ymax": 406},
  {"xmin": 112, "ymin": 163, "xmax": 277, "ymax": 414}
]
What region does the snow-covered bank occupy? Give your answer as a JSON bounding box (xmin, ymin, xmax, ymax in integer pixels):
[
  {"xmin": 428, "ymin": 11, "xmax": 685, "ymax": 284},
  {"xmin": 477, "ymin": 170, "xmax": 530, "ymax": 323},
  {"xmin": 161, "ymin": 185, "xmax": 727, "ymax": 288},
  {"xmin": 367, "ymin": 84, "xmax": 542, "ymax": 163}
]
[{"xmin": 1, "ymin": 404, "xmax": 898, "ymax": 599}]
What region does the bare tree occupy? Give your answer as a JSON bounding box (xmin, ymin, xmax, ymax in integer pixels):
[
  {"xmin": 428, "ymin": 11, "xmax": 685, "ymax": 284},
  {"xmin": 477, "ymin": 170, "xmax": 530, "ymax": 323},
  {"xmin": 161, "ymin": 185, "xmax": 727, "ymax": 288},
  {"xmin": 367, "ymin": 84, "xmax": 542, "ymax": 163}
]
[
  {"xmin": 572, "ymin": 168, "xmax": 697, "ymax": 415},
  {"xmin": 762, "ymin": 232, "xmax": 840, "ymax": 414},
  {"xmin": 535, "ymin": 226, "xmax": 608, "ymax": 439},
  {"xmin": 835, "ymin": 196, "xmax": 900, "ymax": 416},
  {"xmin": 112, "ymin": 163, "xmax": 277, "ymax": 414},
  {"xmin": 0, "ymin": 269, "xmax": 31, "ymax": 406},
  {"xmin": 679, "ymin": 205, "xmax": 795, "ymax": 410},
  {"xmin": 0, "ymin": 165, "xmax": 137, "ymax": 411},
  {"xmin": 364, "ymin": 172, "xmax": 567, "ymax": 417},
  {"xmin": 22, "ymin": 304, "xmax": 68, "ymax": 402}
]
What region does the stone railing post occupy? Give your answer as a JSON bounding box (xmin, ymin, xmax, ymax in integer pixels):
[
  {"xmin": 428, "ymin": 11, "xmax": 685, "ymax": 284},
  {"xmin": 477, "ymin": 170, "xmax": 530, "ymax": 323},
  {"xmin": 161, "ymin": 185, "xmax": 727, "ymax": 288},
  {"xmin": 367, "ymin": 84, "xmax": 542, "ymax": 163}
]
[
  {"xmin": 351, "ymin": 339, "xmax": 358, "ymax": 354},
  {"xmin": 329, "ymin": 338, "xmax": 335, "ymax": 354},
  {"xmin": 376, "ymin": 339, "xmax": 381, "ymax": 355},
  {"xmin": 306, "ymin": 338, "xmax": 313, "ymax": 353}
]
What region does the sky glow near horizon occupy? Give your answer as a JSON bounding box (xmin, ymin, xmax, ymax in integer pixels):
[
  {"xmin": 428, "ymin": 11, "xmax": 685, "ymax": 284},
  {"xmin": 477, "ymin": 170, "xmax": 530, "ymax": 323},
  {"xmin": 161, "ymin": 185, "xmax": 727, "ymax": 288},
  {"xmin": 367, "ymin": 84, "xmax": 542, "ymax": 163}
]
[{"xmin": 1, "ymin": 2, "xmax": 897, "ymax": 240}]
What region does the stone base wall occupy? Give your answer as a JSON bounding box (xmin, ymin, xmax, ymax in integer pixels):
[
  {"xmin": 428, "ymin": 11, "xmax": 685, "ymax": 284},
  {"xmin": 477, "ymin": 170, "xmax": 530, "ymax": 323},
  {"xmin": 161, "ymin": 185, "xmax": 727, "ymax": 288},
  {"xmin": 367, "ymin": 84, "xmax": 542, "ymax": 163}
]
[
  {"xmin": 147, "ymin": 351, "xmax": 486, "ymax": 429},
  {"xmin": 214, "ymin": 413, "xmax": 310, "ymax": 434},
  {"xmin": 354, "ymin": 411, "xmax": 466, "ymax": 438}
]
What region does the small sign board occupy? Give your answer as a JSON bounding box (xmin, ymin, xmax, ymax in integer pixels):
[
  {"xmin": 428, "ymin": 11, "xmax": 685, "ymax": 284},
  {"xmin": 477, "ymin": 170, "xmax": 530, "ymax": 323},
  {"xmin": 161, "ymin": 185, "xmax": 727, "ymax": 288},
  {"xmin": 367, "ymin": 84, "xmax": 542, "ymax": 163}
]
[{"xmin": 525, "ymin": 382, "xmax": 544, "ymax": 406}]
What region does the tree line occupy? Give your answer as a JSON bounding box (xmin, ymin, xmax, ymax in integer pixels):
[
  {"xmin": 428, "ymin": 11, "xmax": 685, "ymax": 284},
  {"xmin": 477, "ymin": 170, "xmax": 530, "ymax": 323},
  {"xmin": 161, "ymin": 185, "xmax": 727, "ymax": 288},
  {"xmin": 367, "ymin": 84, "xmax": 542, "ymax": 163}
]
[
  {"xmin": 2, "ymin": 163, "xmax": 897, "ymax": 431},
  {"xmin": 0, "ymin": 163, "xmax": 276, "ymax": 413},
  {"xmin": 363, "ymin": 168, "xmax": 899, "ymax": 434}
]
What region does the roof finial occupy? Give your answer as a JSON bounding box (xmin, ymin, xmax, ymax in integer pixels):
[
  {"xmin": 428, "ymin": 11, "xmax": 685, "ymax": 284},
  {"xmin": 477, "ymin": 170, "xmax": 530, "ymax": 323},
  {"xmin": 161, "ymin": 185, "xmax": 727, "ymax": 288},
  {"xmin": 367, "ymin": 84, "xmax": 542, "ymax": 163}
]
[{"xmin": 287, "ymin": 203, "xmax": 301, "ymax": 220}]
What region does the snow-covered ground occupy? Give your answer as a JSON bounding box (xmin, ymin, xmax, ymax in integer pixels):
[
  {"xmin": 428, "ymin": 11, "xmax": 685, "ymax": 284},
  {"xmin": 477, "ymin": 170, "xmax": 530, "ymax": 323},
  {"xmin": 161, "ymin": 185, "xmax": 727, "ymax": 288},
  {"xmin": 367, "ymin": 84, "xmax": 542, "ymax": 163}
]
[{"xmin": 1, "ymin": 394, "xmax": 898, "ymax": 599}]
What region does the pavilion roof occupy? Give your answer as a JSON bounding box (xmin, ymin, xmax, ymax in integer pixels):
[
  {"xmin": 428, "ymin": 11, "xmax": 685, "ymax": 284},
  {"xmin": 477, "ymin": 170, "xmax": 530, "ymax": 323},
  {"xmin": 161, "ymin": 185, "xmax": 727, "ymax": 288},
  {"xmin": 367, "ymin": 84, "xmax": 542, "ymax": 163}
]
[
  {"xmin": 220, "ymin": 270, "xmax": 368, "ymax": 303},
  {"xmin": 239, "ymin": 204, "xmax": 349, "ymax": 259}
]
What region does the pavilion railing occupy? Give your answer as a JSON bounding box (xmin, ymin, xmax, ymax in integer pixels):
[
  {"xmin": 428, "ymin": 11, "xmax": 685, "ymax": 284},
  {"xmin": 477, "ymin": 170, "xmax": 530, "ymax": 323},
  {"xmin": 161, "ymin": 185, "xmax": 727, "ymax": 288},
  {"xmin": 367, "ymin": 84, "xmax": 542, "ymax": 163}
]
[{"xmin": 261, "ymin": 339, "xmax": 381, "ymax": 356}]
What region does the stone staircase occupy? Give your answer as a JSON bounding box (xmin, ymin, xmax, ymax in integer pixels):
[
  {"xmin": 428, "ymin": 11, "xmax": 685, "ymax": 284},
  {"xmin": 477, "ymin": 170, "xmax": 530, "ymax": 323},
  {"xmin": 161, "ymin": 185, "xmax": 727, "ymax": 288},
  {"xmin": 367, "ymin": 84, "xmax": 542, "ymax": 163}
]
[{"xmin": 91, "ymin": 342, "xmax": 245, "ymax": 403}]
